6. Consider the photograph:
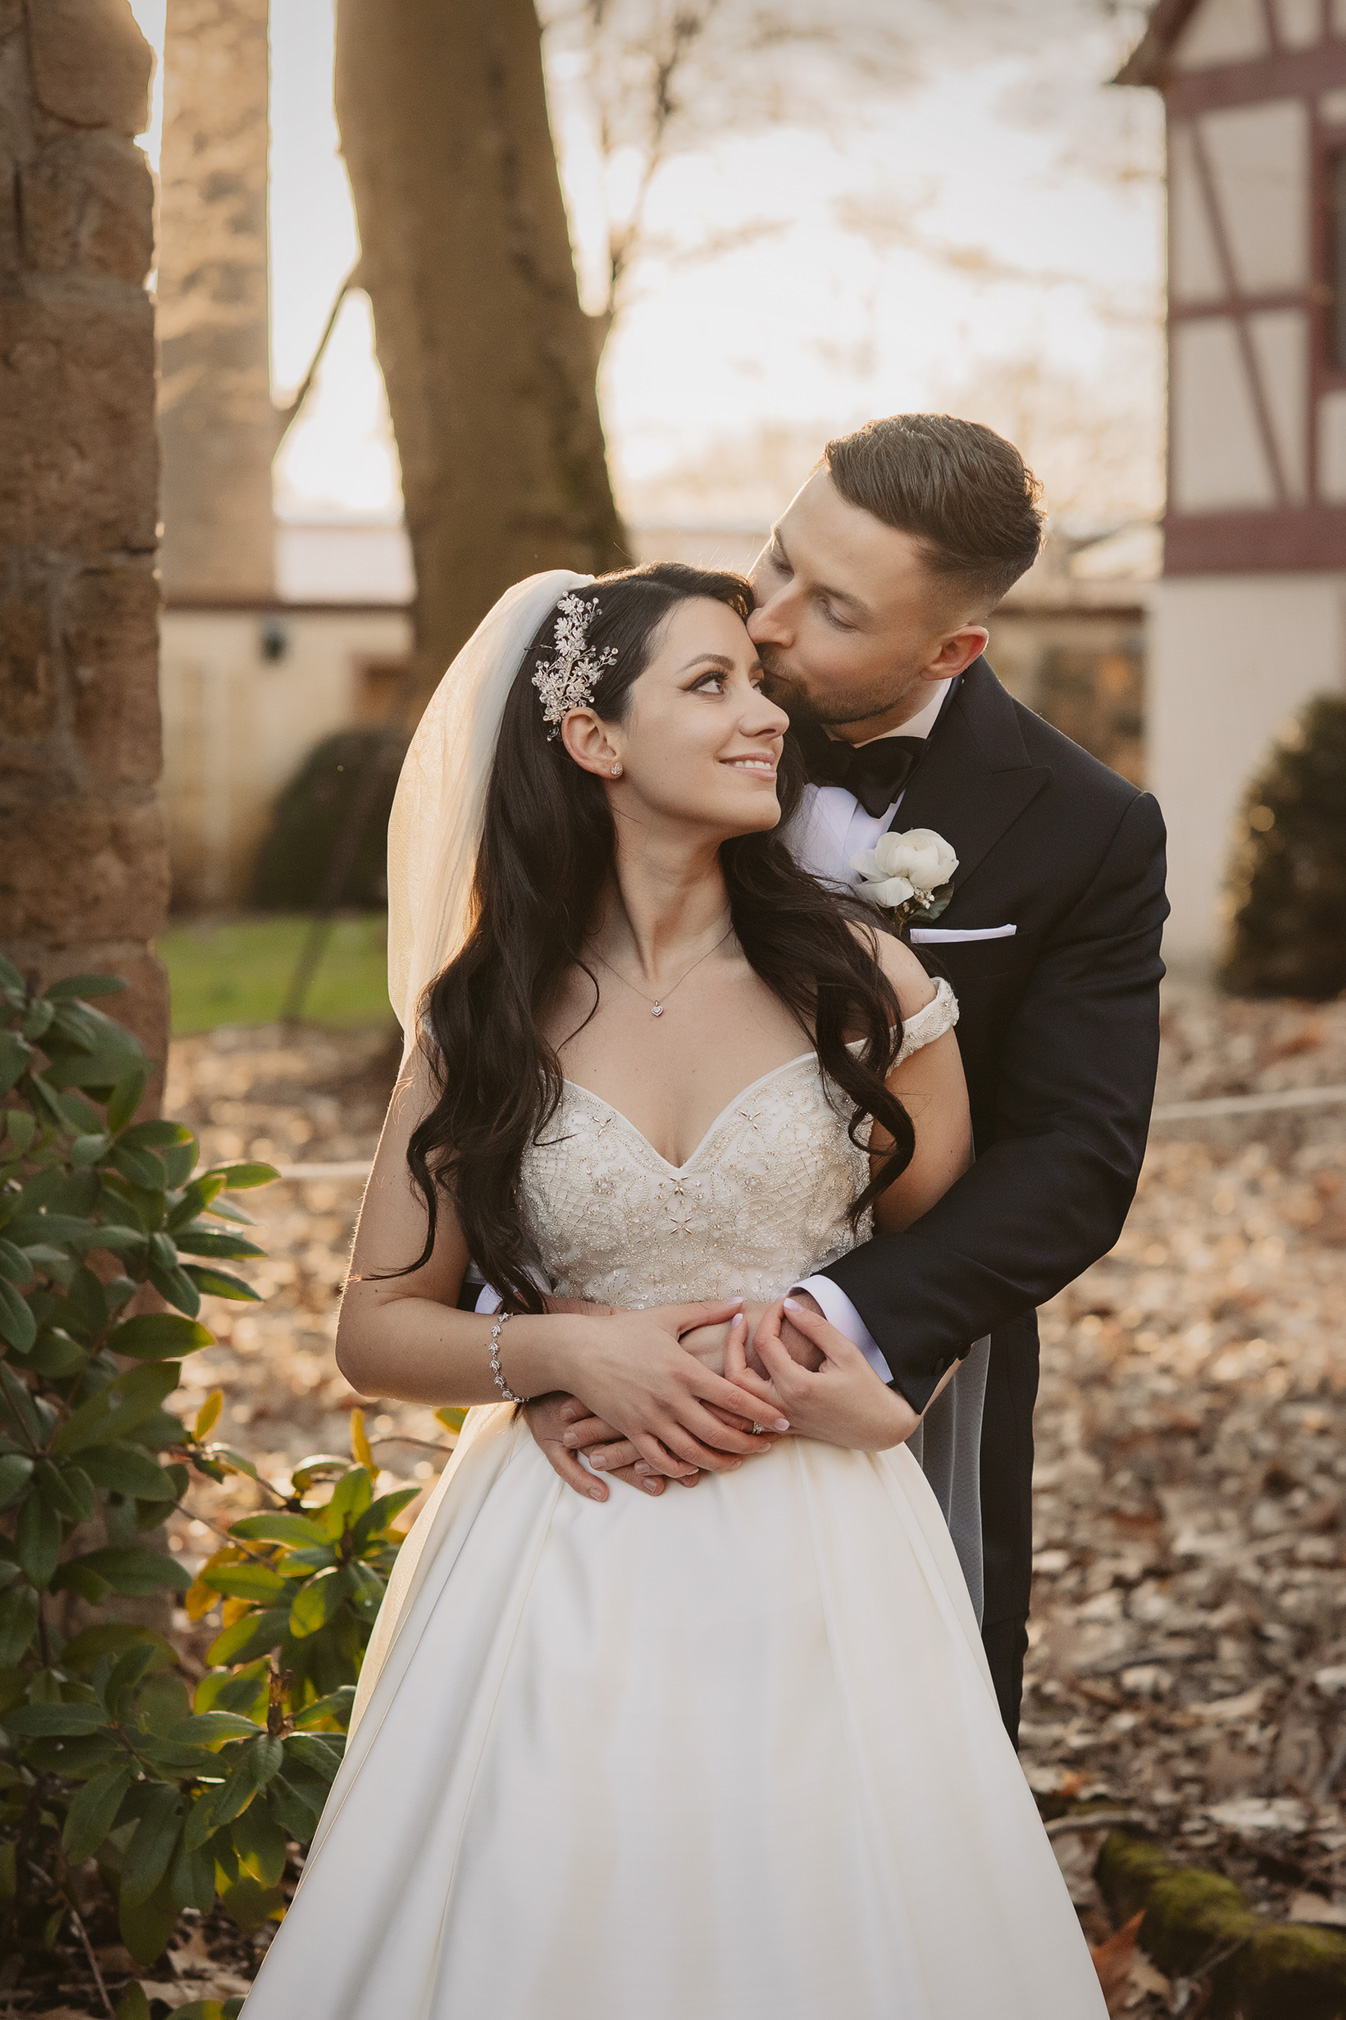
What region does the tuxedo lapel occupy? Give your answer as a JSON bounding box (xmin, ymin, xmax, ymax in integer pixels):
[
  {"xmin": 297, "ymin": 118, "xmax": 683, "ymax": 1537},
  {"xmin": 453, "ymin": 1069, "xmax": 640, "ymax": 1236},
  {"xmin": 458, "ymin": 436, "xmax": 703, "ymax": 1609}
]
[{"xmin": 894, "ymin": 659, "xmax": 1050, "ymax": 897}]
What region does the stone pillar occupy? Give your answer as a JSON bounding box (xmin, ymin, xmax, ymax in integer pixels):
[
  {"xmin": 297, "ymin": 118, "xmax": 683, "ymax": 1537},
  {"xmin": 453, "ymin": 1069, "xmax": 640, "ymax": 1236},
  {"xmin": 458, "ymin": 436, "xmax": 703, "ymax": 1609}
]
[
  {"xmin": 0, "ymin": 0, "xmax": 170, "ymax": 1077},
  {"xmin": 157, "ymin": 0, "xmax": 276, "ymax": 601}
]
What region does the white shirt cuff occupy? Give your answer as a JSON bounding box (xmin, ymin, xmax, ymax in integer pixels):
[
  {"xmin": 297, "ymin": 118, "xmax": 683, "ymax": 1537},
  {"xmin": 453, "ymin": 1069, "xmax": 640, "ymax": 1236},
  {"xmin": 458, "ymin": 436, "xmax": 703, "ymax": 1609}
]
[
  {"xmin": 793, "ymin": 1276, "xmax": 894, "ymax": 1385},
  {"xmin": 474, "ymin": 1282, "xmax": 502, "ymax": 1316}
]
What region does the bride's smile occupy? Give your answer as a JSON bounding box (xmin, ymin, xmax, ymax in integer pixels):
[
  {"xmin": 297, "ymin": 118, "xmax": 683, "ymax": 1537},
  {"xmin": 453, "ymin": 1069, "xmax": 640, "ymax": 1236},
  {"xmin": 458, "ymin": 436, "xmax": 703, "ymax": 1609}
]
[{"xmin": 562, "ymin": 594, "xmax": 789, "ymax": 842}]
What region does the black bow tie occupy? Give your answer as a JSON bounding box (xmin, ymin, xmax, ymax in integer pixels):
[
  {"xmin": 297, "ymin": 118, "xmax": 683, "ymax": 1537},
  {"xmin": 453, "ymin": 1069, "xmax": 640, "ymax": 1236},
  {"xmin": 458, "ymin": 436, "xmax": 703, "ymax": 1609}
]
[{"xmin": 796, "ymin": 726, "xmax": 927, "ymax": 819}]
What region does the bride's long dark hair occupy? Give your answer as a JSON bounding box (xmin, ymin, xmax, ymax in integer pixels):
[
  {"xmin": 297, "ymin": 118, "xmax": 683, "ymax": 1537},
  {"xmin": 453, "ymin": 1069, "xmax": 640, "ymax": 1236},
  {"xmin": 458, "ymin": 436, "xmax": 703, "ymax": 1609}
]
[{"xmin": 405, "ymin": 562, "xmax": 916, "ymax": 1311}]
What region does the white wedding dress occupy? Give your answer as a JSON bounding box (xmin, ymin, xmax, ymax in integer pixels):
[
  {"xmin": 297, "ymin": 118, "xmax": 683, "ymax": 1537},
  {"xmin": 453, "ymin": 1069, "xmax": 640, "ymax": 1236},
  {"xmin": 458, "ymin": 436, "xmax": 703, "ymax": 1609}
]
[{"xmin": 244, "ymin": 984, "xmax": 1104, "ymax": 2019}]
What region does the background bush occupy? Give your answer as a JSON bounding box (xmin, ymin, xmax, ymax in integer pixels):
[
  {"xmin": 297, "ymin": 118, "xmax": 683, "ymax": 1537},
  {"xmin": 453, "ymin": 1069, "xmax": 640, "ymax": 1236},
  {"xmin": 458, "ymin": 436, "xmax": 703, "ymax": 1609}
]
[
  {"xmin": 0, "ymin": 963, "xmax": 433, "ymax": 2010},
  {"xmin": 1223, "ymin": 694, "xmax": 1346, "ymax": 999},
  {"xmin": 250, "ymin": 727, "xmax": 408, "ymax": 911}
]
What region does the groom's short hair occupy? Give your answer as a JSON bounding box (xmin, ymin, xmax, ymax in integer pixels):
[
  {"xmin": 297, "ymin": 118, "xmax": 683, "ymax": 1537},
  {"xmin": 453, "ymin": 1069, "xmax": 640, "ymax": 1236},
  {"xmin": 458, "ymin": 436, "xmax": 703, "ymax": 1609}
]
[{"xmin": 824, "ymin": 414, "xmax": 1043, "ymax": 611}]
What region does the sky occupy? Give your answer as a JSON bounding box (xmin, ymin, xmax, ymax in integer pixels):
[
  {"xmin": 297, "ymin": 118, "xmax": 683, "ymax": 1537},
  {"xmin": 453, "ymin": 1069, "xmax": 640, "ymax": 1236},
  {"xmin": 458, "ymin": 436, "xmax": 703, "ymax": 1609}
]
[{"xmin": 127, "ymin": 0, "xmax": 1165, "ymax": 536}]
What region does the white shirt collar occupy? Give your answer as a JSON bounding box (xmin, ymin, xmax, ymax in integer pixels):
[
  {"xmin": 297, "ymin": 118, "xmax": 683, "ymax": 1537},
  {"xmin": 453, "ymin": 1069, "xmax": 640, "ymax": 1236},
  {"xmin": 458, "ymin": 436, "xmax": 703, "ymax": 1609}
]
[{"xmin": 853, "ymin": 677, "xmax": 952, "ymax": 747}]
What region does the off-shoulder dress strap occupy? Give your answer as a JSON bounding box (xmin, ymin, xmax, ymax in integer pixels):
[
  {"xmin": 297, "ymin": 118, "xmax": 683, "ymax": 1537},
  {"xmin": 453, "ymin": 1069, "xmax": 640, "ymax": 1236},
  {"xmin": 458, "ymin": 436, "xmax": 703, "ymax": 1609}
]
[{"xmin": 896, "ymin": 975, "xmax": 959, "ymax": 1063}]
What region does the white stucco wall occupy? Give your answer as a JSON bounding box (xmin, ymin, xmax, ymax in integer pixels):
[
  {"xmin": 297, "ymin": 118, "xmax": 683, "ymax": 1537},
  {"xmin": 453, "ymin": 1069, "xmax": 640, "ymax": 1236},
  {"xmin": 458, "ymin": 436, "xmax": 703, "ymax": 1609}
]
[
  {"xmin": 161, "ymin": 606, "xmax": 414, "ymax": 906},
  {"xmin": 1148, "ymin": 573, "xmax": 1346, "ymax": 969},
  {"xmin": 1173, "ymin": 0, "xmax": 1268, "ymax": 68}
]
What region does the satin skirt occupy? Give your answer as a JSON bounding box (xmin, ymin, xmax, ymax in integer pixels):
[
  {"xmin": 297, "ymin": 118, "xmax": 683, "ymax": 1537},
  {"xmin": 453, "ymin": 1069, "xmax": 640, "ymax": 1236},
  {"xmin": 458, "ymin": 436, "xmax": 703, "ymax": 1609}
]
[{"xmin": 243, "ymin": 1407, "xmax": 1104, "ymax": 2020}]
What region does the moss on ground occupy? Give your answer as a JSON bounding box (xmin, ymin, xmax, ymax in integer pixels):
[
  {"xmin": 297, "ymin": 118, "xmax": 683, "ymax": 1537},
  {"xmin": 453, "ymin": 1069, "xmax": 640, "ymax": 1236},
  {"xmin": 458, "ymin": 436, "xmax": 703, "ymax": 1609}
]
[{"xmin": 1096, "ymin": 1831, "xmax": 1346, "ymax": 2019}]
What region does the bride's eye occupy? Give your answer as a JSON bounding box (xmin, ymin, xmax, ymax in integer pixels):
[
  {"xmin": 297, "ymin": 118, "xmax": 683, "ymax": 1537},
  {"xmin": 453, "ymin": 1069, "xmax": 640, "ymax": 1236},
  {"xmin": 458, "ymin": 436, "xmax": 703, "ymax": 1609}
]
[{"xmin": 691, "ymin": 671, "xmax": 727, "ymax": 694}]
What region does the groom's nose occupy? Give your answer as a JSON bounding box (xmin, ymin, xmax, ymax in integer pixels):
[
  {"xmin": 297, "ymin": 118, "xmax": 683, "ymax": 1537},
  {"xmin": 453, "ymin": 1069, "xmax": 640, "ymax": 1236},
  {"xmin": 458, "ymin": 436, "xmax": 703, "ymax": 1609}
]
[{"xmin": 747, "ymin": 596, "xmax": 791, "ymax": 648}]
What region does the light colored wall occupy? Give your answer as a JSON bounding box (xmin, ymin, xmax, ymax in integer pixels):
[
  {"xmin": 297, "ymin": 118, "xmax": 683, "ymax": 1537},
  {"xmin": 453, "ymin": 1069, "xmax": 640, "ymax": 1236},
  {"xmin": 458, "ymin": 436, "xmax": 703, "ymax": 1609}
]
[
  {"xmin": 1274, "ymin": 0, "xmax": 1322, "ymax": 46},
  {"xmin": 1249, "ymin": 308, "xmax": 1309, "ymax": 501},
  {"xmin": 161, "ymin": 606, "xmax": 413, "ymax": 907},
  {"xmin": 1201, "ymin": 99, "xmax": 1309, "ymax": 295},
  {"xmin": 1172, "ymin": 318, "xmax": 1278, "ymax": 510},
  {"xmin": 1173, "ymin": 0, "xmax": 1267, "ymax": 67},
  {"xmin": 1148, "ymin": 573, "xmax": 1346, "ymax": 968}
]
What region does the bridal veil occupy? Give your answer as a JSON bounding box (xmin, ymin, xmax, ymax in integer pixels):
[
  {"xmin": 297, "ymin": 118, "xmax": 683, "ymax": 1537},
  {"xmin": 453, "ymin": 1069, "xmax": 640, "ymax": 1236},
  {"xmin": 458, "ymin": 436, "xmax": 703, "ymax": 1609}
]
[{"xmin": 385, "ymin": 568, "xmax": 593, "ymax": 1047}]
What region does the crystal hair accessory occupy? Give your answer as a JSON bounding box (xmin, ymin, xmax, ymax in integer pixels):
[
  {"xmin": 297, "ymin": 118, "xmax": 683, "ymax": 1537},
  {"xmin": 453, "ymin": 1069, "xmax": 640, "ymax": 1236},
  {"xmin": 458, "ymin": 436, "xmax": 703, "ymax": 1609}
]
[{"xmin": 532, "ymin": 592, "xmax": 618, "ymax": 735}]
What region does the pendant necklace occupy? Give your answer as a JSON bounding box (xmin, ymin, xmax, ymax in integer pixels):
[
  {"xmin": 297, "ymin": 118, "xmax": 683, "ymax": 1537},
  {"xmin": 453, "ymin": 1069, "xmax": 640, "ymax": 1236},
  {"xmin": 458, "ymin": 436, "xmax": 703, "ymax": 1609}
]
[{"xmin": 591, "ymin": 925, "xmax": 735, "ymax": 1018}]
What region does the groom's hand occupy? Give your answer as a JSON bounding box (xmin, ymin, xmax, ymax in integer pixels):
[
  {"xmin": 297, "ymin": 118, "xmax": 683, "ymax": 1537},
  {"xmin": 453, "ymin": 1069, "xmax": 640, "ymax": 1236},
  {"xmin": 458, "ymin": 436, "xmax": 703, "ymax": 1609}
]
[{"xmin": 524, "ymin": 1299, "xmax": 781, "ymax": 1499}]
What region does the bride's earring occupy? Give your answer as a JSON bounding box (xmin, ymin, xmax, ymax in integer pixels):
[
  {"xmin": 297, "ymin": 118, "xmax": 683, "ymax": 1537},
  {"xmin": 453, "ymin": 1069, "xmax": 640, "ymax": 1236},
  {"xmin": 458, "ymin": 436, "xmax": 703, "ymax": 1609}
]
[{"xmin": 610, "ymin": 762, "xmax": 622, "ymax": 777}]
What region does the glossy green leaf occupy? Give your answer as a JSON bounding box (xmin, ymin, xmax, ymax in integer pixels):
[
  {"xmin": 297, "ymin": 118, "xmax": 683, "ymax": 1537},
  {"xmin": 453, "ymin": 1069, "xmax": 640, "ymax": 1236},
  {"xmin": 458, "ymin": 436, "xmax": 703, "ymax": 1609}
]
[
  {"xmin": 65, "ymin": 1546, "xmax": 192, "ymax": 1597},
  {"xmin": 289, "ymin": 1453, "xmax": 349, "ymax": 1492},
  {"xmin": 288, "ymin": 1565, "xmax": 352, "ymax": 1638},
  {"xmin": 229, "ymin": 1512, "xmax": 328, "ymax": 1548},
  {"xmin": 121, "ymin": 1783, "xmax": 185, "ymax": 1906},
  {"xmin": 290, "ymin": 1685, "xmax": 356, "ymax": 1732},
  {"xmin": 148, "ymin": 1258, "xmax": 202, "ymax": 1317},
  {"xmin": 115, "ymin": 1981, "xmax": 152, "ymax": 2020},
  {"xmin": 211, "ymin": 1161, "xmax": 280, "ymax": 1191},
  {"xmin": 53, "ymin": 1360, "xmax": 180, "ymax": 1451},
  {"xmin": 44, "ymin": 972, "xmax": 127, "ymax": 1000},
  {"xmin": 63, "ymin": 1758, "xmax": 134, "ymax": 1862},
  {"xmin": 321, "ymin": 1465, "xmax": 372, "ymax": 1538},
  {"xmin": 121, "ymin": 1119, "xmax": 193, "ymax": 1150},
  {"xmin": 107, "ymin": 1068, "xmax": 149, "ymax": 1135},
  {"xmin": 351, "ymin": 1487, "xmax": 421, "ymax": 1550},
  {"xmin": 219, "ymin": 1871, "xmax": 284, "ymax": 1931},
  {"xmin": 206, "ymin": 1607, "xmax": 289, "ymax": 1668},
  {"xmin": 203, "ymin": 1562, "xmax": 288, "ymax": 1604},
  {"xmin": 170, "ymin": 1710, "xmax": 265, "ymax": 1747},
  {"xmin": 0, "ymin": 1580, "xmax": 37, "ymax": 1669},
  {"xmin": 167, "ymin": 1832, "xmax": 218, "ymax": 1916},
  {"xmin": 184, "ymin": 1265, "xmax": 260, "ymax": 1303},
  {"xmin": 16, "ymin": 1494, "xmax": 61, "ymax": 1588},
  {"xmin": 283, "ymin": 1731, "xmax": 343, "ymax": 1781},
  {"xmin": 0, "ymin": 1278, "xmax": 36, "ymax": 1352},
  {"xmin": 79, "ymin": 1442, "xmax": 179, "ymax": 1501},
  {"xmin": 26, "ymin": 1326, "xmax": 85, "ymax": 1376},
  {"xmin": 174, "ymin": 1228, "xmax": 266, "ymax": 1260},
  {"xmin": 110, "ymin": 1312, "xmax": 212, "ymax": 1360},
  {"xmin": 2, "ymin": 1698, "xmax": 109, "ymax": 1736},
  {"xmin": 0, "ymin": 1030, "xmax": 30, "ymax": 1098},
  {"xmin": 0, "ymin": 1238, "xmax": 30, "ymax": 1282},
  {"xmin": 0, "ymin": 1453, "xmax": 34, "ymax": 1510},
  {"xmin": 4, "ymin": 1109, "xmax": 35, "ymax": 1154},
  {"xmin": 233, "ymin": 1793, "xmax": 288, "ymax": 1885},
  {"xmin": 61, "ymin": 1622, "xmax": 178, "ymax": 1673},
  {"xmin": 119, "ymin": 1869, "xmax": 177, "ymax": 1966}
]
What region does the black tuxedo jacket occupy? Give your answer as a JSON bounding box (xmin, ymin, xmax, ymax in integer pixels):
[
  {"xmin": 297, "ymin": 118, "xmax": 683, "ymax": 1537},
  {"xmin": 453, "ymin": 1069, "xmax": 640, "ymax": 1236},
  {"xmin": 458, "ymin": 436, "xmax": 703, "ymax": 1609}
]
[{"xmin": 819, "ymin": 656, "xmax": 1168, "ymax": 1630}]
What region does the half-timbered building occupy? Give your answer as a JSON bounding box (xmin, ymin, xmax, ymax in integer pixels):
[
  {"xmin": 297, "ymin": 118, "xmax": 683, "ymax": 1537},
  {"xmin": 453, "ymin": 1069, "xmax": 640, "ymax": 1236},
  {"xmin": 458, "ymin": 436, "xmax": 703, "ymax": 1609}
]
[{"xmin": 1120, "ymin": 0, "xmax": 1346, "ymax": 963}]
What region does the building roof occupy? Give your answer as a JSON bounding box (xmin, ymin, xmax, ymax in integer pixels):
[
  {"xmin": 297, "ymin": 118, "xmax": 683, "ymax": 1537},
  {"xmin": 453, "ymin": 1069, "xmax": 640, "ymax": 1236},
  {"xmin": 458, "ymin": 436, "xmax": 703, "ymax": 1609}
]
[{"xmin": 1114, "ymin": 0, "xmax": 1202, "ymax": 87}]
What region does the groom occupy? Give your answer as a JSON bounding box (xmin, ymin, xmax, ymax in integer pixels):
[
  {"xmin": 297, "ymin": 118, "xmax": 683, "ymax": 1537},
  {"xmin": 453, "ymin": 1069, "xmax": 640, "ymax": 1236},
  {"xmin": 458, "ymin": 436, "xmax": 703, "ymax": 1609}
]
[{"xmin": 528, "ymin": 413, "xmax": 1168, "ymax": 1740}]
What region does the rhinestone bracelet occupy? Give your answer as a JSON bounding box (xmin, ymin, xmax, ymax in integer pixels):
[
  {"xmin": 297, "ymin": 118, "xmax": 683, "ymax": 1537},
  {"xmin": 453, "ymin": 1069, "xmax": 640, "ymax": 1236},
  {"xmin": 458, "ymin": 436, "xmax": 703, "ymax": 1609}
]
[{"xmin": 489, "ymin": 1310, "xmax": 521, "ymax": 1403}]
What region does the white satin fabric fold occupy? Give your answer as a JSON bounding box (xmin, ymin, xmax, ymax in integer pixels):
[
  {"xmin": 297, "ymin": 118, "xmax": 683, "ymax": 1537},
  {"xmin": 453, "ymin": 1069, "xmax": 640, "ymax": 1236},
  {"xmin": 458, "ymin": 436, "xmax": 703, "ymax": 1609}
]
[{"xmin": 245, "ymin": 1410, "xmax": 1103, "ymax": 2019}]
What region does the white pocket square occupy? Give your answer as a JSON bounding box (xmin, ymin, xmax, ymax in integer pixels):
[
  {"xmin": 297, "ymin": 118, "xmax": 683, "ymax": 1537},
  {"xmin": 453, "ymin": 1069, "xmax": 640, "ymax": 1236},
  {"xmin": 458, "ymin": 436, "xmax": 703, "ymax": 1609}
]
[{"xmin": 909, "ymin": 925, "xmax": 1017, "ymax": 944}]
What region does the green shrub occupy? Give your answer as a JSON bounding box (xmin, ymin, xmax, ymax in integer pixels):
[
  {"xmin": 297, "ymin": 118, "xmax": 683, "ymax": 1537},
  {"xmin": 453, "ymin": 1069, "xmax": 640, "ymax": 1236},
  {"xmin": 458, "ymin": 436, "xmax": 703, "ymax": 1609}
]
[
  {"xmin": 1223, "ymin": 693, "xmax": 1346, "ymax": 999},
  {"xmin": 0, "ymin": 961, "xmax": 425, "ymax": 1989},
  {"xmin": 251, "ymin": 727, "xmax": 408, "ymax": 911}
]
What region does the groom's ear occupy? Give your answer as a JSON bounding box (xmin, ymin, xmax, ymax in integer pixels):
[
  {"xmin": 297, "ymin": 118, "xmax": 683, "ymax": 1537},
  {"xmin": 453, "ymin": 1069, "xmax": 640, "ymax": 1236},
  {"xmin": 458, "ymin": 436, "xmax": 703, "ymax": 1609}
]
[
  {"xmin": 560, "ymin": 709, "xmax": 622, "ymax": 778},
  {"xmin": 924, "ymin": 624, "xmax": 988, "ymax": 682}
]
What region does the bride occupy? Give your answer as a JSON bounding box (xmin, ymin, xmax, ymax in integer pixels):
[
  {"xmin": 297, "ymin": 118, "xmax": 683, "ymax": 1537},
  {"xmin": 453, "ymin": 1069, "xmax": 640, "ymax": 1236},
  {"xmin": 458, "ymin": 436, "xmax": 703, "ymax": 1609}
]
[{"xmin": 243, "ymin": 563, "xmax": 1105, "ymax": 2019}]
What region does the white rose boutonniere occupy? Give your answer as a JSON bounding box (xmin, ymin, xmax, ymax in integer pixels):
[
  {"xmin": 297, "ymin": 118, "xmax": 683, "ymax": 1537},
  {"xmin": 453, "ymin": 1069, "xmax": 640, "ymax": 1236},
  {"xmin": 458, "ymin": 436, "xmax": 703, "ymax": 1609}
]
[{"xmin": 850, "ymin": 827, "xmax": 958, "ymax": 928}]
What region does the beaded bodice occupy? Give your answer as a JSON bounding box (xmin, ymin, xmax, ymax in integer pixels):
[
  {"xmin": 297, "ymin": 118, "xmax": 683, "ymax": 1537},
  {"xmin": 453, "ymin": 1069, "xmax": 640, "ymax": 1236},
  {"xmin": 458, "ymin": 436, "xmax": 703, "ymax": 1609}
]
[{"xmin": 518, "ymin": 979, "xmax": 957, "ymax": 1309}]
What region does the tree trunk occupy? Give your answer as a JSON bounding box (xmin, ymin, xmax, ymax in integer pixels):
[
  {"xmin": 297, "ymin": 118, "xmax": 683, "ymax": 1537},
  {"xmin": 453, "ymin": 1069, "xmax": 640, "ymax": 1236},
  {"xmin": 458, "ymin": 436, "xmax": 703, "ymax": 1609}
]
[
  {"xmin": 157, "ymin": 0, "xmax": 277, "ymax": 602},
  {"xmin": 334, "ymin": 0, "xmax": 626, "ymax": 708},
  {"xmin": 0, "ymin": 0, "xmax": 171, "ymax": 1093}
]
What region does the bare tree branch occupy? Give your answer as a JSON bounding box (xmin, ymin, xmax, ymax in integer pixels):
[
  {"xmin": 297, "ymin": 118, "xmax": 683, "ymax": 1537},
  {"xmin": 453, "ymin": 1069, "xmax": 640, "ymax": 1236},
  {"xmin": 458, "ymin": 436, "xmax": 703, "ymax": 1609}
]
[{"xmin": 275, "ymin": 260, "xmax": 365, "ymax": 439}]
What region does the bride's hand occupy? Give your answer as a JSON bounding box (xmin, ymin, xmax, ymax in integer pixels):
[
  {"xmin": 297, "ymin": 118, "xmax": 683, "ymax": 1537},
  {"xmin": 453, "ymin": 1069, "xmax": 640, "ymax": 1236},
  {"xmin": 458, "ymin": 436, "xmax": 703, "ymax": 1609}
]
[
  {"xmin": 550, "ymin": 1300, "xmax": 789, "ymax": 1482},
  {"xmin": 724, "ymin": 1300, "xmax": 920, "ymax": 1452}
]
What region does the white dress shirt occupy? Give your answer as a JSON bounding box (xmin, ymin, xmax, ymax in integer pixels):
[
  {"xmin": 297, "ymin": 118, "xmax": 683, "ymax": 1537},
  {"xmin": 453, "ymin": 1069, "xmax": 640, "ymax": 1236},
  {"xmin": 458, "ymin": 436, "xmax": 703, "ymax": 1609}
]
[{"xmin": 786, "ymin": 676, "xmax": 952, "ymax": 1386}]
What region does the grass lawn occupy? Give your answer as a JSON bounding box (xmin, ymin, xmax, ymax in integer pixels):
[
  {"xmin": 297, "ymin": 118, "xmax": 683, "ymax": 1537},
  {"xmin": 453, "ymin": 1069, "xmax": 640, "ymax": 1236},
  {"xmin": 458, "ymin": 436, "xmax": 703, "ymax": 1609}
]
[{"xmin": 159, "ymin": 913, "xmax": 394, "ymax": 1036}]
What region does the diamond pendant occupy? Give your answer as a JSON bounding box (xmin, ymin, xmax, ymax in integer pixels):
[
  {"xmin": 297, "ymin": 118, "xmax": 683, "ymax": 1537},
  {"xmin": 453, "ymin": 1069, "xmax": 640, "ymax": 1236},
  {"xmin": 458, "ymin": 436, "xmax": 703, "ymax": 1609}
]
[{"xmin": 650, "ymin": 1002, "xmax": 664, "ymax": 1017}]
